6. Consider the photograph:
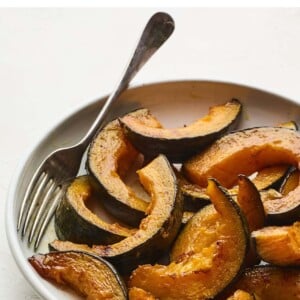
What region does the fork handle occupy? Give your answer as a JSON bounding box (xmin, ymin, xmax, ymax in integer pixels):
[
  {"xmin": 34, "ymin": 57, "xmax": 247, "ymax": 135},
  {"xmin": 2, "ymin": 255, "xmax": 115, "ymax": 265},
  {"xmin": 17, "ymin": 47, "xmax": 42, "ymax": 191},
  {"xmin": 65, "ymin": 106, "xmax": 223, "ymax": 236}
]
[{"xmin": 79, "ymin": 12, "xmax": 174, "ymax": 148}]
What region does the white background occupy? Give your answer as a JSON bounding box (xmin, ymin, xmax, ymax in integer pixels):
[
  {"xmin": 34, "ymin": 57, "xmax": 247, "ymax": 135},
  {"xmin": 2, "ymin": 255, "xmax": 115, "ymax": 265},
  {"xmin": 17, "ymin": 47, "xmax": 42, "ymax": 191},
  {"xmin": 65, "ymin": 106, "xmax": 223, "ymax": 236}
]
[{"xmin": 1, "ymin": 7, "xmax": 300, "ymax": 299}]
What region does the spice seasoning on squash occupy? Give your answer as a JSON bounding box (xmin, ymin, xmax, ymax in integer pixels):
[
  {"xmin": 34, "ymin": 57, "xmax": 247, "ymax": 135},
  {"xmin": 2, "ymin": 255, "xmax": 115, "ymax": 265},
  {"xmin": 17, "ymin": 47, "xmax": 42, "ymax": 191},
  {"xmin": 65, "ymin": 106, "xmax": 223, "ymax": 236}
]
[{"xmin": 129, "ymin": 179, "xmax": 249, "ymax": 300}]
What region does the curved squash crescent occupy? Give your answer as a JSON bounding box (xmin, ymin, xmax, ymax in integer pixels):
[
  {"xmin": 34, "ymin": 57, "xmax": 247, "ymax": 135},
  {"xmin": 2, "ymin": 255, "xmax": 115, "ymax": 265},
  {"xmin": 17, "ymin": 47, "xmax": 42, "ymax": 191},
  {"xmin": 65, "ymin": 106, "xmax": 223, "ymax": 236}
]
[
  {"xmin": 129, "ymin": 179, "xmax": 249, "ymax": 300},
  {"xmin": 183, "ymin": 126, "xmax": 300, "ymax": 224},
  {"xmin": 119, "ymin": 99, "xmax": 242, "ymax": 162}
]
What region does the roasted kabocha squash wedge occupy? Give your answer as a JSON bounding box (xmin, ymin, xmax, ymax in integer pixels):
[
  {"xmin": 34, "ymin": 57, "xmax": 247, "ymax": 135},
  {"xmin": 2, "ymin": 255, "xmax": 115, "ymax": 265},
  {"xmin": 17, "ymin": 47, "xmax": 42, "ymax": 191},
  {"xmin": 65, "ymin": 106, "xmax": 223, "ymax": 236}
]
[
  {"xmin": 251, "ymin": 221, "xmax": 300, "ymax": 266},
  {"xmin": 245, "ymin": 164, "xmax": 291, "ymax": 191},
  {"xmin": 176, "ymin": 172, "xmax": 210, "ymax": 212},
  {"xmin": 226, "ymin": 266, "xmax": 300, "ymax": 300},
  {"xmin": 119, "ymin": 99, "xmax": 242, "ymax": 163},
  {"xmin": 183, "ymin": 126, "xmax": 300, "ymax": 224},
  {"xmin": 179, "ymin": 165, "xmax": 290, "ymax": 212},
  {"xmin": 279, "ymin": 167, "xmax": 300, "ymax": 196},
  {"xmin": 129, "ymin": 179, "xmax": 249, "ymax": 300},
  {"xmin": 236, "ymin": 175, "xmax": 265, "ymax": 232},
  {"xmin": 50, "ymin": 155, "xmax": 183, "ymax": 274},
  {"xmin": 236, "ymin": 175, "xmax": 265, "ymax": 266},
  {"xmin": 87, "ymin": 118, "xmax": 149, "ymax": 227},
  {"xmin": 55, "ymin": 175, "xmax": 136, "ymax": 245},
  {"xmin": 28, "ymin": 251, "xmax": 127, "ymax": 300}
]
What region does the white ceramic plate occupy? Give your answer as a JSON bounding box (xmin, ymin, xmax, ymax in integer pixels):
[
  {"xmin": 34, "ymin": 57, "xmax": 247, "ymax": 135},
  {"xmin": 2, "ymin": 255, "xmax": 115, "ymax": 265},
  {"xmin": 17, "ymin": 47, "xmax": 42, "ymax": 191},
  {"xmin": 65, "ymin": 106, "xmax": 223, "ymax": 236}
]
[{"xmin": 6, "ymin": 80, "xmax": 300, "ymax": 300}]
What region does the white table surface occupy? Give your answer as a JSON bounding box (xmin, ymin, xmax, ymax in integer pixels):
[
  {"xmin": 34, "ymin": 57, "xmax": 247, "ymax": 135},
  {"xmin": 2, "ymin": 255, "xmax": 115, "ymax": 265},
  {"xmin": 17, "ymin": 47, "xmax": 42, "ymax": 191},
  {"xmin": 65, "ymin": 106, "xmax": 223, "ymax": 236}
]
[{"xmin": 1, "ymin": 7, "xmax": 300, "ymax": 299}]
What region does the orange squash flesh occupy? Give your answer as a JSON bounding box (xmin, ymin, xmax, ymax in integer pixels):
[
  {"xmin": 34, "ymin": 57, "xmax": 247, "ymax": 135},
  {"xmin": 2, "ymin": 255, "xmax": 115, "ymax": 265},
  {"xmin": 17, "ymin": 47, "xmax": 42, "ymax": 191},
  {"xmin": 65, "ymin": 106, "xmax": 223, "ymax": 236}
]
[
  {"xmin": 55, "ymin": 176, "xmax": 136, "ymax": 245},
  {"xmin": 88, "ymin": 119, "xmax": 149, "ymax": 226},
  {"xmin": 250, "ymin": 164, "xmax": 291, "ymax": 191},
  {"xmin": 50, "ymin": 155, "xmax": 183, "ymax": 274},
  {"xmin": 252, "ymin": 221, "xmax": 300, "ymax": 266},
  {"xmin": 280, "ymin": 167, "xmax": 300, "ymax": 196},
  {"xmin": 119, "ymin": 99, "xmax": 242, "ymax": 162},
  {"xmin": 129, "ymin": 287, "xmax": 156, "ymax": 300},
  {"xmin": 236, "ymin": 175, "xmax": 265, "ymax": 232},
  {"xmin": 236, "ymin": 175, "xmax": 265, "ymax": 266},
  {"xmin": 183, "ymin": 127, "xmax": 300, "ymax": 224},
  {"xmin": 120, "ymin": 100, "xmax": 241, "ymax": 140},
  {"xmin": 129, "ymin": 179, "xmax": 248, "ymax": 300},
  {"xmin": 28, "ymin": 251, "xmax": 127, "ymax": 300},
  {"xmin": 226, "ymin": 290, "xmax": 255, "ymax": 300}
]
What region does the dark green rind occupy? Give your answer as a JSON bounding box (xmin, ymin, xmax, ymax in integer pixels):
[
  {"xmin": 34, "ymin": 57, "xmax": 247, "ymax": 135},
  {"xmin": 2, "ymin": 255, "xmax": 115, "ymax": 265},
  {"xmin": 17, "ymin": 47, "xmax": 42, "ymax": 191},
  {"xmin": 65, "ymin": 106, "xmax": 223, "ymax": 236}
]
[
  {"xmin": 51, "ymin": 155, "xmax": 184, "ymax": 275},
  {"xmin": 86, "ymin": 119, "xmax": 146, "ymax": 227},
  {"xmin": 119, "ymin": 99, "xmax": 242, "ymax": 163},
  {"xmin": 55, "ymin": 176, "xmax": 131, "ymax": 246}
]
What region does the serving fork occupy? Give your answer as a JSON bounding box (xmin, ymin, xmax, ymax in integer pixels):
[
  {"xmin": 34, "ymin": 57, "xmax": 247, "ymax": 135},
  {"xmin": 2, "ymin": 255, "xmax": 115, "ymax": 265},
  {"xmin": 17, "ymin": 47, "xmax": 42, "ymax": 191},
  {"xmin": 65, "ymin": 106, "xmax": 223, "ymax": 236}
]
[{"xmin": 17, "ymin": 12, "xmax": 175, "ymax": 250}]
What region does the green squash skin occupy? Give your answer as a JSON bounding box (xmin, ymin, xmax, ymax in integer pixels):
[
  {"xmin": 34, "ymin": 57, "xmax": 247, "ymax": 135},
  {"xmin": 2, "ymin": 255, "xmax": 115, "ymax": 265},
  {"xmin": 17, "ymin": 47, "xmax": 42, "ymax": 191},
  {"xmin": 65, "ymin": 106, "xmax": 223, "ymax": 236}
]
[
  {"xmin": 201, "ymin": 180, "xmax": 251, "ymax": 300},
  {"xmin": 86, "ymin": 119, "xmax": 147, "ymax": 228},
  {"xmin": 266, "ymin": 205, "xmax": 300, "ymax": 225},
  {"xmin": 183, "ymin": 126, "xmax": 300, "ymax": 226},
  {"xmin": 55, "ymin": 176, "xmax": 131, "ymax": 246},
  {"xmin": 106, "ymin": 187, "xmax": 183, "ymax": 274},
  {"xmin": 180, "ymin": 183, "xmax": 211, "ymax": 212},
  {"xmin": 51, "ymin": 156, "xmax": 184, "ymax": 275},
  {"xmin": 52, "ymin": 181, "xmax": 183, "ymax": 275},
  {"xmin": 85, "ymin": 174, "xmax": 146, "ymax": 228},
  {"xmin": 119, "ymin": 100, "xmax": 242, "ymax": 163}
]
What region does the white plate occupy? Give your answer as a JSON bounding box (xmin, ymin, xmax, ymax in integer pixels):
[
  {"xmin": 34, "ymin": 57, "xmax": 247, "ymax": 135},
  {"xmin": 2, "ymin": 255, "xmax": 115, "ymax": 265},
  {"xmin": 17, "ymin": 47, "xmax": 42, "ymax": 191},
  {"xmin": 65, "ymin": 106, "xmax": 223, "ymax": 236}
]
[{"xmin": 6, "ymin": 80, "xmax": 300, "ymax": 300}]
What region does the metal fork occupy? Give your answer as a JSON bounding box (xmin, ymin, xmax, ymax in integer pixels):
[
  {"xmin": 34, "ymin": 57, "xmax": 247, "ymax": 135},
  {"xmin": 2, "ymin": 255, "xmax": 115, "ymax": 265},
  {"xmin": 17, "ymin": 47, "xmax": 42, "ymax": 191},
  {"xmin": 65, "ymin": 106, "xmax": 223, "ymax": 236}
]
[{"xmin": 17, "ymin": 12, "xmax": 175, "ymax": 251}]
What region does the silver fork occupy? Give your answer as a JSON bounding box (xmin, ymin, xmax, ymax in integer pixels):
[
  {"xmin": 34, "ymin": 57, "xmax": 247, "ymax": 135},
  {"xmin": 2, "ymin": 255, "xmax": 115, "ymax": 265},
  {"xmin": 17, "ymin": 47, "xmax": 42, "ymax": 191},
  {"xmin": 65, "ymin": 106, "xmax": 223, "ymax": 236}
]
[{"xmin": 17, "ymin": 12, "xmax": 175, "ymax": 251}]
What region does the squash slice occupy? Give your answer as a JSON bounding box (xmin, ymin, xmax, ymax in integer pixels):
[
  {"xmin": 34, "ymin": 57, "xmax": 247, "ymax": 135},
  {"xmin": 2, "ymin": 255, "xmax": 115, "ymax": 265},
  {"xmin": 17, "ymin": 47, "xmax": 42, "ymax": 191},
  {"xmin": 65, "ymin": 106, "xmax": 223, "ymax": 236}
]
[
  {"xmin": 55, "ymin": 176, "xmax": 136, "ymax": 245},
  {"xmin": 87, "ymin": 119, "xmax": 148, "ymax": 227},
  {"xmin": 119, "ymin": 99, "xmax": 242, "ymax": 162},
  {"xmin": 252, "ymin": 221, "xmax": 300, "ymax": 266},
  {"xmin": 180, "ymin": 165, "xmax": 290, "ymax": 212},
  {"xmin": 236, "ymin": 175, "xmax": 265, "ymax": 232},
  {"xmin": 51, "ymin": 155, "xmax": 183, "ymax": 274},
  {"xmin": 28, "ymin": 251, "xmax": 127, "ymax": 300},
  {"xmin": 279, "ymin": 167, "xmax": 300, "ymax": 196},
  {"xmin": 129, "ymin": 179, "xmax": 249, "ymax": 300},
  {"xmin": 236, "ymin": 175, "xmax": 265, "ymax": 266},
  {"xmin": 183, "ymin": 126, "xmax": 300, "ymax": 224},
  {"xmin": 230, "ymin": 266, "xmax": 300, "ymax": 300}
]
